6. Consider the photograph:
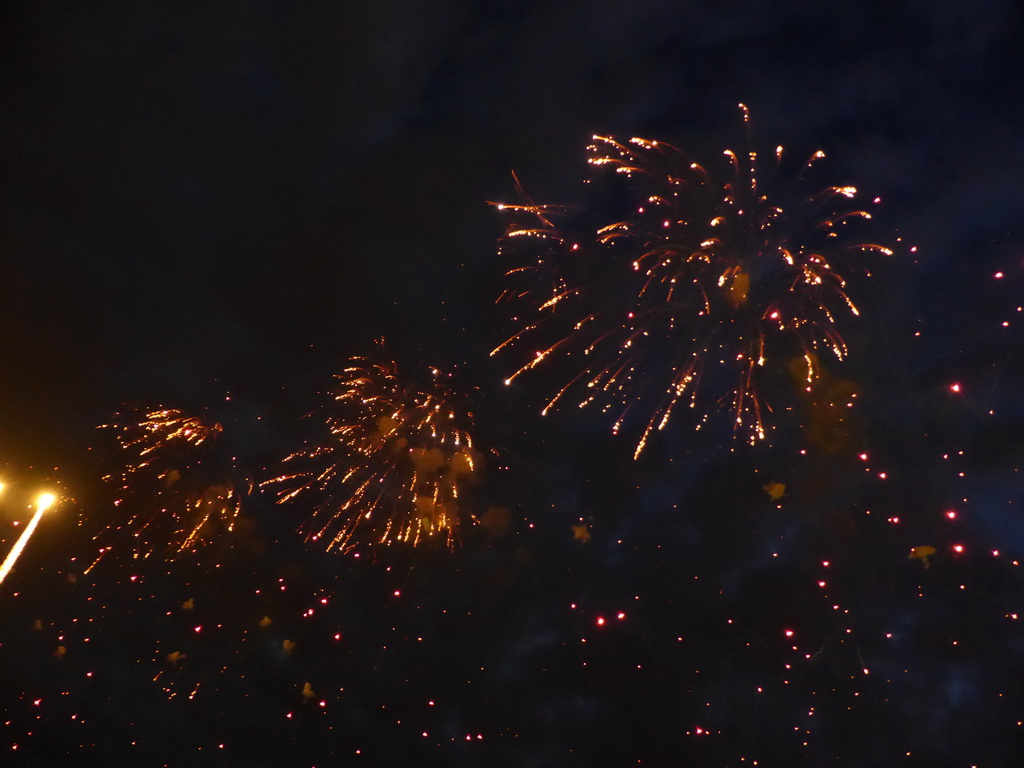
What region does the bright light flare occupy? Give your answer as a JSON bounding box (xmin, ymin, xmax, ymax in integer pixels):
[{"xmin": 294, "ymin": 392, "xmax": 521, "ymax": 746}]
[{"xmin": 0, "ymin": 492, "xmax": 58, "ymax": 585}]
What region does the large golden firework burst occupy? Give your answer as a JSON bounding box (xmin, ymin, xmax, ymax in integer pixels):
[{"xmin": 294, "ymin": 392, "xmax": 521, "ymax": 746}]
[{"xmin": 493, "ymin": 104, "xmax": 893, "ymax": 457}]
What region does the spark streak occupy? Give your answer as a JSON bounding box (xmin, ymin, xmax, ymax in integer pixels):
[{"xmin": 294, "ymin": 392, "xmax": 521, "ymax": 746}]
[{"xmin": 0, "ymin": 493, "xmax": 56, "ymax": 585}]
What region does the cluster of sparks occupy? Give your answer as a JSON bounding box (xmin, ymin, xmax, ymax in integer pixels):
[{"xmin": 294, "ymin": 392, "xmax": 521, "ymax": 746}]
[
  {"xmin": 493, "ymin": 104, "xmax": 894, "ymax": 456},
  {"xmin": 5, "ymin": 119, "xmax": 1024, "ymax": 768},
  {"xmin": 92, "ymin": 407, "xmax": 247, "ymax": 566},
  {"xmin": 5, "ymin": 419, "xmax": 1023, "ymax": 766},
  {"xmin": 265, "ymin": 356, "xmax": 479, "ymax": 553}
]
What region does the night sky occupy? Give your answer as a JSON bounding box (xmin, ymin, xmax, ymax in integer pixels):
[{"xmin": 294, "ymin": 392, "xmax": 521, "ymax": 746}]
[{"xmin": 3, "ymin": 1, "xmax": 1024, "ymax": 765}]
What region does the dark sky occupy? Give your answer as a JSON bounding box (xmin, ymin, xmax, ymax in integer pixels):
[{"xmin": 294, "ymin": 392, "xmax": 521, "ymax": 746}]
[
  {"xmin": 3, "ymin": 0, "xmax": 1022, "ymax": 464},
  {"xmin": 3, "ymin": 2, "xmax": 1024, "ymax": 766}
]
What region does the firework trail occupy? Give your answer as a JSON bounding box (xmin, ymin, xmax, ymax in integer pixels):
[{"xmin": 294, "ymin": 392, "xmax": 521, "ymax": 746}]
[
  {"xmin": 265, "ymin": 355, "xmax": 479, "ymax": 553},
  {"xmin": 493, "ymin": 103, "xmax": 893, "ymax": 456},
  {"xmin": 91, "ymin": 407, "xmax": 248, "ymax": 567},
  {"xmin": 0, "ymin": 492, "xmax": 56, "ymax": 586}
]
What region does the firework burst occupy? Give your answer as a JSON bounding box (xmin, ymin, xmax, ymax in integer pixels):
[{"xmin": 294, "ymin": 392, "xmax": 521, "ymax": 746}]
[
  {"xmin": 92, "ymin": 407, "xmax": 248, "ymax": 566},
  {"xmin": 265, "ymin": 355, "xmax": 479, "ymax": 553},
  {"xmin": 493, "ymin": 103, "xmax": 893, "ymax": 456}
]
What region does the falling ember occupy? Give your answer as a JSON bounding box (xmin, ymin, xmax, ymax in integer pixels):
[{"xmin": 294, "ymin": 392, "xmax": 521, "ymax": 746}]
[
  {"xmin": 491, "ymin": 105, "xmax": 894, "ymax": 454},
  {"xmin": 0, "ymin": 493, "xmax": 57, "ymax": 585},
  {"xmin": 264, "ymin": 351, "xmax": 481, "ymax": 553}
]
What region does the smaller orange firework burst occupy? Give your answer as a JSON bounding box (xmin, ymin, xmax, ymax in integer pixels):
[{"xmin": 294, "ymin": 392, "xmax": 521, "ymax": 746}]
[
  {"xmin": 265, "ymin": 356, "xmax": 479, "ymax": 553},
  {"xmin": 91, "ymin": 407, "xmax": 247, "ymax": 567}
]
